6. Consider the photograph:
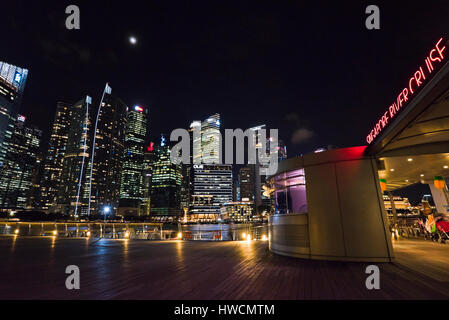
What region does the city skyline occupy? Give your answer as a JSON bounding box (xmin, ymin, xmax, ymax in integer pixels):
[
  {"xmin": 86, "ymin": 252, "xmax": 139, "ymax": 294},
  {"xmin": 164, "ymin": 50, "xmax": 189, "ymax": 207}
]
[{"xmin": 1, "ymin": 1, "xmax": 449, "ymax": 305}]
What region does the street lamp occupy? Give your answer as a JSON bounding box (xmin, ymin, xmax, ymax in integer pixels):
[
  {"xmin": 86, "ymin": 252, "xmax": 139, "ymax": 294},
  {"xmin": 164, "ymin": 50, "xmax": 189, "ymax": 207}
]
[{"xmin": 103, "ymin": 205, "xmax": 111, "ymax": 223}]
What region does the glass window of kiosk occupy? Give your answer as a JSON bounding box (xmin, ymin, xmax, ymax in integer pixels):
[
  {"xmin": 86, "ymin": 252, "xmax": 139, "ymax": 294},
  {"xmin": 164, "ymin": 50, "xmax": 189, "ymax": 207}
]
[{"xmin": 273, "ymin": 169, "xmax": 307, "ymax": 214}]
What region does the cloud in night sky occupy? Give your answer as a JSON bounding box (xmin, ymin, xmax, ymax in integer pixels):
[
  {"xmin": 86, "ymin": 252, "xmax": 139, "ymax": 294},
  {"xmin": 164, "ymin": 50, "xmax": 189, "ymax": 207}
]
[{"xmin": 291, "ymin": 128, "xmax": 314, "ymax": 144}]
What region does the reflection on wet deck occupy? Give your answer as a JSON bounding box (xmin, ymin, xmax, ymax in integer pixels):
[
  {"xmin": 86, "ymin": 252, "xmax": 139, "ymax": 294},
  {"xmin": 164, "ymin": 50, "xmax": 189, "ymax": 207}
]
[{"xmin": 0, "ymin": 237, "xmax": 448, "ymax": 299}]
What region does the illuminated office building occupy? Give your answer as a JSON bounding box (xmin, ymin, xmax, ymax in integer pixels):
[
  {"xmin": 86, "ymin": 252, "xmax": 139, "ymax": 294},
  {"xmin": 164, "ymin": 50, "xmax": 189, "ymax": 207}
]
[
  {"xmin": 180, "ymin": 164, "xmax": 191, "ymax": 214},
  {"xmin": 57, "ymin": 98, "xmax": 91, "ymax": 215},
  {"xmin": 141, "ymin": 141, "xmax": 156, "ymax": 216},
  {"xmin": 233, "ymin": 179, "xmax": 240, "ymax": 202},
  {"xmin": 119, "ymin": 106, "xmax": 148, "ymax": 217},
  {"xmin": 239, "ymin": 165, "xmax": 255, "ymax": 202},
  {"xmin": 0, "ymin": 62, "xmax": 28, "ymax": 166},
  {"xmin": 200, "ymin": 113, "xmax": 221, "ymax": 164},
  {"xmin": 0, "ymin": 115, "xmax": 41, "ymax": 209},
  {"xmin": 188, "ymin": 114, "xmax": 232, "ymax": 221},
  {"xmin": 89, "ymin": 95, "xmax": 127, "ymax": 215},
  {"xmin": 189, "ymin": 120, "xmax": 202, "ymax": 164},
  {"xmin": 27, "ymin": 152, "xmax": 44, "ymax": 209},
  {"xmin": 190, "ymin": 164, "xmax": 233, "ymax": 221},
  {"xmin": 220, "ymin": 201, "xmax": 254, "ymax": 222},
  {"xmin": 190, "ymin": 114, "xmax": 221, "ymax": 164},
  {"xmin": 40, "ymin": 102, "xmax": 73, "ymax": 210},
  {"xmin": 150, "ymin": 135, "xmax": 182, "ymax": 219}
]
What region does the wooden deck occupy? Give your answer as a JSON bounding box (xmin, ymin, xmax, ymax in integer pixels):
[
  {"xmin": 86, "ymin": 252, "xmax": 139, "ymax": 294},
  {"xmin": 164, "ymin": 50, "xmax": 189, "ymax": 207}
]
[{"xmin": 0, "ymin": 237, "xmax": 448, "ymax": 299}]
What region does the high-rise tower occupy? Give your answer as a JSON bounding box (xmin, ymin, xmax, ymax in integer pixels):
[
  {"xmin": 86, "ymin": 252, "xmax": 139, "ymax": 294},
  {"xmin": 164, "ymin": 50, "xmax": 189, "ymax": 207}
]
[
  {"xmin": 119, "ymin": 105, "xmax": 148, "ymax": 217},
  {"xmin": 0, "ymin": 62, "xmax": 28, "ymax": 166},
  {"xmin": 57, "ymin": 98, "xmax": 91, "ymax": 215},
  {"xmin": 89, "ymin": 94, "xmax": 127, "ymax": 215},
  {"xmin": 0, "ymin": 115, "xmax": 41, "ymax": 209},
  {"xmin": 200, "ymin": 113, "xmax": 221, "ymax": 164},
  {"xmin": 190, "ymin": 164, "xmax": 233, "ymax": 221},
  {"xmin": 150, "ymin": 135, "xmax": 182, "ymax": 220},
  {"xmin": 188, "ymin": 114, "xmax": 232, "ymax": 221},
  {"xmin": 40, "ymin": 102, "xmax": 73, "ymax": 210}
]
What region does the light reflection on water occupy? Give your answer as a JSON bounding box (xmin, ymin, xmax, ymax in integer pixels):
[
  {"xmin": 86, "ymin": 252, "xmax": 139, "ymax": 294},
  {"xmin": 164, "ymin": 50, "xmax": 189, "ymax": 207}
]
[{"xmin": 0, "ymin": 223, "xmax": 268, "ymax": 241}]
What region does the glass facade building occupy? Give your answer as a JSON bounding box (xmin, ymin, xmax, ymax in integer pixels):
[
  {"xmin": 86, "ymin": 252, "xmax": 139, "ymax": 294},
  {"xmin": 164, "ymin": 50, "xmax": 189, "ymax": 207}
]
[
  {"xmin": 57, "ymin": 98, "xmax": 92, "ymax": 215},
  {"xmin": 0, "ymin": 62, "xmax": 28, "ymax": 166},
  {"xmin": 0, "ymin": 115, "xmax": 41, "ymax": 209},
  {"xmin": 40, "ymin": 102, "xmax": 73, "ymax": 210},
  {"xmin": 119, "ymin": 106, "xmax": 148, "ymax": 216},
  {"xmin": 190, "ymin": 164, "xmax": 233, "ymax": 221},
  {"xmin": 200, "ymin": 113, "xmax": 221, "ymax": 164},
  {"xmin": 141, "ymin": 142, "xmax": 155, "ymax": 216},
  {"xmin": 89, "ymin": 95, "xmax": 127, "ymax": 215},
  {"xmin": 239, "ymin": 165, "xmax": 255, "ymax": 202},
  {"xmin": 150, "ymin": 136, "xmax": 182, "ymax": 219}
]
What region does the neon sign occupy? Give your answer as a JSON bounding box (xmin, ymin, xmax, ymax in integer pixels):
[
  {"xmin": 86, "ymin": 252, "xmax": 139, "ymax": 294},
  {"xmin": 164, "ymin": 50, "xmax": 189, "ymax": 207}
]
[{"xmin": 366, "ymin": 37, "xmax": 446, "ymax": 144}]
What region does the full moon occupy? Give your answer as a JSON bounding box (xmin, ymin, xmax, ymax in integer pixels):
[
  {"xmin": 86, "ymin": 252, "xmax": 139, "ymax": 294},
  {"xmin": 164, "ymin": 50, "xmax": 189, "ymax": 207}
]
[{"xmin": 129, "ymin": 36, "xmax": 137, "ymax": 45}]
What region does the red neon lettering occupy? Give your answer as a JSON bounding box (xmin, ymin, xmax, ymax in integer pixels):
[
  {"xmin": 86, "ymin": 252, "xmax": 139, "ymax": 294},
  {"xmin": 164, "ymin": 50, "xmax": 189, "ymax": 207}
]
[
  {"xmin": 383, "ymin": 111, "xmax": 389, "ymax": 125},
  {"xmin": 414, "ymin": 70, "xmax": 423, "ymax": 86},
  {"xmin": 409, "ymin": 77, "xmax": 416, "ymax": 94},
  {"xmin": 420, "ymin": 66, "xmax": 426, "ymax": 80},
  {"xmin": 402, "ymin": 88, "xmax": 409, "ymax": 102},
  {"xmin": 430, "ymin": 48, "xmax": 442, "ymax": 63},
  {"xmin": 436, "ymin": 37, "xmax": 446, "ymax": 59},
  {"xmin": 427, "ymin": 57, "xmax": 434, "ymax": 72},
  {"xmin": 425, "ymin": 57, "xmax": 431, "ymax": 72},
  {"xmin": 394, "ymin": 102, "xmax": 399, "ymax": 112},
  {"xmin": 366, "ymin": 37, "xmax": 446, "ymax": 145},
  {"xmin": 397, "ymin": 92, "xmax": 404, "ymax": 108},
  {"xmin": 389, "ymin": 104, "xmax": 396, "ymax": 117}
]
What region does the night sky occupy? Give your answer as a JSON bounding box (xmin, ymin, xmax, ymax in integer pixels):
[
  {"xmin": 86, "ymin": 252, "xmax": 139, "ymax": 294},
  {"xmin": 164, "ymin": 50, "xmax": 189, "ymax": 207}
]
[{"xmin": 2, "ymin": 1, "xmax": 449, "ymax": 202}]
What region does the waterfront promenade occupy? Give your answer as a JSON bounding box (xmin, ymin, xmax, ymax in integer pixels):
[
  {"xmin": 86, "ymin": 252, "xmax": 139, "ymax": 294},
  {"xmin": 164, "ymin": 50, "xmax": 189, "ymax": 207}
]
[{"xmin": 0, "ymin": 236, "xmax": 448, "ymax": 299}]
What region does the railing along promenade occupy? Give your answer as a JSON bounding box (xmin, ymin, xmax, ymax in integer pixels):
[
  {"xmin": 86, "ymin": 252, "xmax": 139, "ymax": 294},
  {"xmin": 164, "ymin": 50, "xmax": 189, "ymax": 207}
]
[{"xmin": 0, "ymin": 221, "xmax": 269, "ymax": 241}]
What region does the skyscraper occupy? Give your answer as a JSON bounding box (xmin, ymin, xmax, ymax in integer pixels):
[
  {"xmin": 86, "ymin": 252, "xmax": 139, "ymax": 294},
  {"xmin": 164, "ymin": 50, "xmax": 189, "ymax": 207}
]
[
  {"xmin": 190, "ymin": 164, "xmax": 233, "ymax": 221},
  {"xmin": 0, "ymin": 62, "xmax": 28, "ymax": 166},
  {"xmin": 200, "ymin": 113, "xmax": 221, "ymax": 164},
  {"xmin": 89, "ymin": 94, "xmax": 127, "ymax": 215},
  {"xmin": 233, "ymin": 178, "xmax": 240, "ymax": 202},
  {"xmin": 27, "ymin": 152, "xmax": 44, "ymax": 209},
  {"xmin": 57, "ymin": 98, "xmax": 91, "ymax": 215},
  {"xmin": 141, "ymin": 141, "xmax": 156, "ymax": 216},
  {"xmin": 239, "ymin": 165, "xmax": 255, "ymax": 202},
  {"xmin": 150, "ymin": 135, "xmax": 182, "ymax": 220},
  {"xmin": 188, "ymin": 113, "xmax": 232, "ymax": 221},
  {"xmin": 0, "ymin": 115, "xmax": 41, "ymax": 209},
  {"xmin": 180, "ymin": 164, "xmax": 191, "ymax": 215},
  {"xmin": 40, "ymin": 102, "xmax": 73, "ymax": 210},
  {"xmin": 119, "ymin": 105, "xmax": 148, "ymax": 217}
]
